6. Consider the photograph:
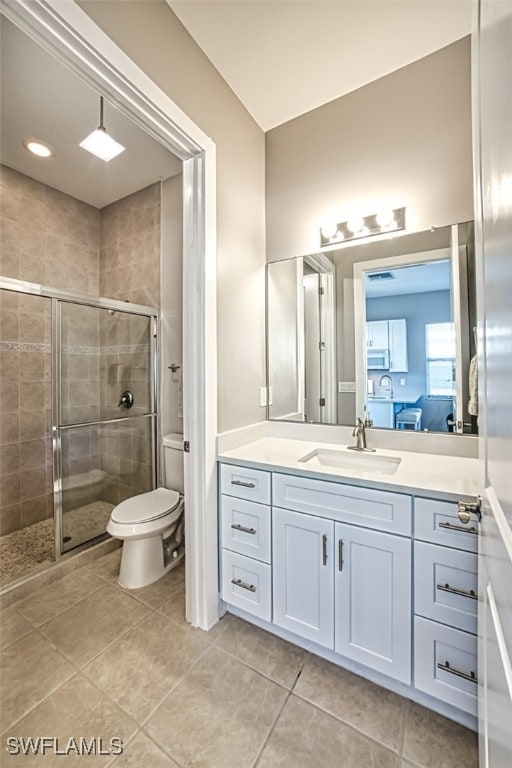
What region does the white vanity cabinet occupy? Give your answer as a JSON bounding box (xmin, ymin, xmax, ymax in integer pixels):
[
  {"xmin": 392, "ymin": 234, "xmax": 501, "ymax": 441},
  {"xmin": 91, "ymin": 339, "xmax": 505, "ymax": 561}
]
[
  {"xmin": 271, "ymin": 473, "xmax": 411, "ymax": 683},
  {"xmin": 219, "ymin": 464, "xmax": 272, "ymax": 621},
  {"xmin": 413, "ymin": 497, "xmax": 478, "ymax": 716},
  {"xmin": 218, "ymin": 460, "xmax": 479, "ymax": 724},
  {"xmin": 272, "ymin": 507, "xmax": 334, "ymax": 647}
]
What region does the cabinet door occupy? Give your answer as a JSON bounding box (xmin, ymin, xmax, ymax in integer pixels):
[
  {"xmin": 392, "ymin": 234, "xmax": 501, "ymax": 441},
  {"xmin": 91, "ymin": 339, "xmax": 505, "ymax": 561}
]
[
  {"xmin": 366, "ymin": 320, "xmax": 389, "ymax": 348},
  {"xmin": 334, "ymin": 523, "xmax": 411, "ymax": 683},
  {"xmin": 273, "ymin": 507, "xmax": 334, "ymax": 648},
  {"xmin": 368, "ymin": 400, "xmax": 394, "ymax": 428},
  {"xmin": 388, "ymin": 318, "xmax": 408, "ymax": 372}
]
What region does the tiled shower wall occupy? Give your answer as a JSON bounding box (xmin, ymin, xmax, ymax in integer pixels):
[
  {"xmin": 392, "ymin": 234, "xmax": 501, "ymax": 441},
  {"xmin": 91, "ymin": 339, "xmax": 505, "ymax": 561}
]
[
  {"xmin": 99, "ymin": 183, "xmax": 161, "ymax": 506},
  {"xmin": 0, "ymin": 165, "xmax": 100, "ymax": 535},
  {"xmin": 100, "ymin": 182, "xmax": 161, "ymax": 309},
  {"xmin": 0, "ymin": 165, "xmax": 162, "ymax": 536}
]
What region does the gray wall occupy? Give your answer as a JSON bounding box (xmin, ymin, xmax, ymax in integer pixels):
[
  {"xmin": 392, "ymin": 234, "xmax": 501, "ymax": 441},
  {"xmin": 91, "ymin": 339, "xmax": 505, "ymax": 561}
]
[
  {"xmin": 80, "ymin": 0, "xmax": 266, "ymax": 434},
  {"xmin": 266, "ymin": 37, "xmax": 473, "ymax": 262}
]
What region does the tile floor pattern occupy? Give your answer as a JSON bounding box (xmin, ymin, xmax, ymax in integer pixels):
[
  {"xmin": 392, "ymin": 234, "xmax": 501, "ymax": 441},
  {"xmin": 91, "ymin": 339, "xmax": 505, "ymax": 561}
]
[
  {"xmin": 0, "ymin": 501, "xmax": 113, "ymax": 585},
  {"xmin": 0, "ymin": 550, "xmax": 479, "ymax": 768}
]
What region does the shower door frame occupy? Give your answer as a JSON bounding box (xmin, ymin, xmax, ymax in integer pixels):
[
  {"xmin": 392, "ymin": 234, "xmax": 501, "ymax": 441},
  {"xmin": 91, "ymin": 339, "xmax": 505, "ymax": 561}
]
[
  {"xmin": 0, "ymin": 0, "xmax": 218, "ymax": 630},
  {"xmin": 52, "ymin": 291, "xmax": 159, "ymax": 560}
]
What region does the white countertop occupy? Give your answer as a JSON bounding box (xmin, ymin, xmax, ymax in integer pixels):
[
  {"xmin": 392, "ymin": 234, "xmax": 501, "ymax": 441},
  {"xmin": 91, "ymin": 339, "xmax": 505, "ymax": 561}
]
[
  {"xmin": 218, "ymin": 436, "xmax": 480, "ymax": 501},
  {"xmin": 368, "ymin": 389, "xmax": 422, "ymax": 404}
]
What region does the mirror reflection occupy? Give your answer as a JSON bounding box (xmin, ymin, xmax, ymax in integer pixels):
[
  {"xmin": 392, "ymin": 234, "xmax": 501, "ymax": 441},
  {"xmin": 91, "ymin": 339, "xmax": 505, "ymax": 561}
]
[{"xmin": 267, "ymin": 222, "xmax": 477, "ymax": 435}]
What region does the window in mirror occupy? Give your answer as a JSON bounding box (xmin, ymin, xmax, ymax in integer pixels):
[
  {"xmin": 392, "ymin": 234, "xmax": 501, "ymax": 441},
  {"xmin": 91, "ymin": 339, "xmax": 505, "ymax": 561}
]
[{"xmin": 425, "ymin": 322, "xmax": 456, "ymax": 398}]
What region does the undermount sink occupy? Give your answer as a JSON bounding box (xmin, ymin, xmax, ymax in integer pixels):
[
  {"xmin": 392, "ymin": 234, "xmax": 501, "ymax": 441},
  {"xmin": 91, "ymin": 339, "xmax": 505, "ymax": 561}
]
[{"xmin": 298, "ymin": 448, "xmax": 402, "ymax": 475}]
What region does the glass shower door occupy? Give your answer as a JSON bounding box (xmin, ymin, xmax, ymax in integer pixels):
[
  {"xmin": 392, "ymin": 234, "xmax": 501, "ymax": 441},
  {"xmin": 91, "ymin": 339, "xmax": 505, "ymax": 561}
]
[{"xmin": 54, "ymin": 300, "xmax": 156, "ymax": 555}]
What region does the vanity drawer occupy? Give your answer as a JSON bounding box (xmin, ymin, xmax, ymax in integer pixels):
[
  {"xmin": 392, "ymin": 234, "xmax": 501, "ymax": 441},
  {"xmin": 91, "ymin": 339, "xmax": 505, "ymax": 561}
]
[
  {"xmin": 221, "ymin": 550, "xmax": 271, "ymax": 621},
  {"xmin": 414, "ymin": 498, "xmax": 478, "ymax": 553},
  {"xmin": 415, "ymin": 542, "xmax": 478, "ymax": 634},
  {"xmin": 272, "ymin": 473, "xmax": 411, "ymax": 535},
  {"xmin": 221, "ymin": 496, "xmax": 271, "ymax": 563},
  {"xmin": 414, "ymin": 616, "xmax": 477, "ymax": 716},
  {"xmin": 220, "ymin": 463, "xmax": 271, "ymax": 505}
]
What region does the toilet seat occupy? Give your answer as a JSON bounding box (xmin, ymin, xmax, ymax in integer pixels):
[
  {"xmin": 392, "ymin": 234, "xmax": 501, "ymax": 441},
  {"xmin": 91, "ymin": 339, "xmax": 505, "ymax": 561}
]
[{"xmin": 111, "ymin": 487, "xmax": 180, "ymax": 525}]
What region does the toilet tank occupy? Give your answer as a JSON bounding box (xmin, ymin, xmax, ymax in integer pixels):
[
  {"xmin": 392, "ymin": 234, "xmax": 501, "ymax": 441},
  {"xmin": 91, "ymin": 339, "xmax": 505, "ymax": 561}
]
[{"xmin": 162, "ymin": 433, "xmax": 184, "ymax": 494}]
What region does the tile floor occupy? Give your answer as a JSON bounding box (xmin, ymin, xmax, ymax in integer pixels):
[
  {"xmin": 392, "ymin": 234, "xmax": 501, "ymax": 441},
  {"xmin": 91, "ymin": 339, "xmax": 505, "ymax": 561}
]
[{"xmin": 0, "ymin": 549, "xmax": 479, "ymax": 767}]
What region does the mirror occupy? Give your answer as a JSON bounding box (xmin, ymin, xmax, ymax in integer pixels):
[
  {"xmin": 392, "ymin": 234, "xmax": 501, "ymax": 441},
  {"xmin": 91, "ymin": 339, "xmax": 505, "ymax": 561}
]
[{"xmin": 267, "ymin": 221, "xmax": 478, "ymax": 435}]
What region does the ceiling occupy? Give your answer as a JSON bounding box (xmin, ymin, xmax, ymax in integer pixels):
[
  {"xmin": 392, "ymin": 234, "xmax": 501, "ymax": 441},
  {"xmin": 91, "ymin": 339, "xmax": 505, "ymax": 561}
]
[
  {"xmin": 0, "ymin": 18, "xmax": 182, "ymax": 209},
  {"xmin": 167, "ymin": 0, "xmax": 472, "ymax": 130},
  {"xmin": 365, "ymin": 260, "xmax": 451, "ymax": 298},
  {"xmin": 0, "ymin": 3, "xmax": 472, "ymax": 208}
]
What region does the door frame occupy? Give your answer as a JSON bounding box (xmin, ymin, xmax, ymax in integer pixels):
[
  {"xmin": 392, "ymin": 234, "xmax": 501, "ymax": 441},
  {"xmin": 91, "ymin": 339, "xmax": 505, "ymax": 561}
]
[{"xmin": 0, "ymin": 0, "xmax": 219, "ymax": 629}]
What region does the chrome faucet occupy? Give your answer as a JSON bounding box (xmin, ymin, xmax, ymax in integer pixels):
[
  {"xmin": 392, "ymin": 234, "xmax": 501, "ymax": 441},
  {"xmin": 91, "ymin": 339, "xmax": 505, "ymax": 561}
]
[
  {"xmin": 379, "ymin": 374, "xmax": 393, "ymax": 398},
  {"xmin": 348, "ymin": 417, "xmax": 376, "ymax": 452}
]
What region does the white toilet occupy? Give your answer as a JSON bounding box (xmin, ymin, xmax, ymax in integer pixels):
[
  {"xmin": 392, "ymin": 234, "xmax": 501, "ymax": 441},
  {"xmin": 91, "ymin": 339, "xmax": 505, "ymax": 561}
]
[{"xmin": 107, "ymin": 433, "xmax": 185, "ymax": 589}]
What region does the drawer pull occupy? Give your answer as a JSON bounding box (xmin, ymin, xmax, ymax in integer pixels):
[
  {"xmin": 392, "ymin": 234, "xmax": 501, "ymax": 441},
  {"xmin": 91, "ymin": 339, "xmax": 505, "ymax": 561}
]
[
  {"xmin": 322, "ymin": 534, "xmax": 328, "ymax": 566},
  {"xmin": 437, "ymin": 660, "xmax": 478, "ymax": 684},
  {"xmin": 437, "ymin": 583, "xmax": 478, "ymax": 600},
  {"xmin": 438, "ymin": 521, "xmax": 478, "ymax": 535},
  {"xmin": 231, "ymin": 480, "xmax": 256, "ymax": 489},
  {"xmin": 231, "ymin": 578, "xmax": 256, "ymax": 593},
  {"xmin": 230, "ymin": 523, "xmax": 257, "ymax": 535}
]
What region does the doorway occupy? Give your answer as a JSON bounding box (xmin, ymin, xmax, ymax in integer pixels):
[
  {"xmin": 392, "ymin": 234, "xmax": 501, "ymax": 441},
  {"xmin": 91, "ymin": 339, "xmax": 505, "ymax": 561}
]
[{"xmin": 0, "ymin": 0, "xmax": 217, "ymax": 628}]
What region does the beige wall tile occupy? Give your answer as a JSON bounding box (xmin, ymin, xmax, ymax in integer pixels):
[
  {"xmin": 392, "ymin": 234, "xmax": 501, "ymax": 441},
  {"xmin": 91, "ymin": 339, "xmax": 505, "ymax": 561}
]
[
  {"xmin": 0, "ymin": 503, "xmax": 21, "ymax": 535},
  {"xmin": 0, "ymin": 412, "xmax": 19, "ymax": 444},
  {"xmin": 0, "ymin": 444, "xmax": 20, "ymax": 476}
]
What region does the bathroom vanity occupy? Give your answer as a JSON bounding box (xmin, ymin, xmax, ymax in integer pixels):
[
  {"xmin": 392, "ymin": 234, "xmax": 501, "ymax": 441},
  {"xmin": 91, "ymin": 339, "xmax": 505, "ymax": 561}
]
[{"xmin": 217, "ymin": 436, "xmax": 479, "ymax": 729}]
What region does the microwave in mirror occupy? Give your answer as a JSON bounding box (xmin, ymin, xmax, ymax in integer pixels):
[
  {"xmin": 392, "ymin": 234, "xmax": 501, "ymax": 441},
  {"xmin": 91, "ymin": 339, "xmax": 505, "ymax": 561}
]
[{"xmin": 367, "ymin": 349, "xmax": 390, "ymax": 370}]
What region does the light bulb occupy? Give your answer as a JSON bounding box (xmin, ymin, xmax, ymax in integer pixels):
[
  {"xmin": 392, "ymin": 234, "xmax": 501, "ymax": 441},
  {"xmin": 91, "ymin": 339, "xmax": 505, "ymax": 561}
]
[
  {"xmin": 376, "ymin": 210, "xmax": 395, "ymax": 228},
  {"xmin": 23, "ymin": 139, "xmax": 54, "ymax": 158},
  {"xmin": 320, "ymin": 222, "xmax": 339, "ymax": 240},
  {"xmin": 347, "ymin": 217, "xmax": 364, "ymax": 234}
]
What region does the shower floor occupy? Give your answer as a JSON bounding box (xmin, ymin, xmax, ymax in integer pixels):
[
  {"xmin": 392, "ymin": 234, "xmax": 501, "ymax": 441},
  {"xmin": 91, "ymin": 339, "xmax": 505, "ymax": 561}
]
[{"xmin": 0, "ymin": 500, "xmax": 114, "ymax": 587}]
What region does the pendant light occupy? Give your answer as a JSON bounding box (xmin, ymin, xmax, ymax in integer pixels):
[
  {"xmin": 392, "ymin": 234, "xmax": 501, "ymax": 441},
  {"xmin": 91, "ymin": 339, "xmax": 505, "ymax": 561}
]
[{"xmin": 80, "ymin": 96, "xmax": 125, "ymax": 162}]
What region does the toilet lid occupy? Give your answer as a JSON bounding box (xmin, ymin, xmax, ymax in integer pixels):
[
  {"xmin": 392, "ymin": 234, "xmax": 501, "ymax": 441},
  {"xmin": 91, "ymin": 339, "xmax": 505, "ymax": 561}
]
[{"xmin": 111, "ymin": 488, "xmax": 180, "ymax": 524}]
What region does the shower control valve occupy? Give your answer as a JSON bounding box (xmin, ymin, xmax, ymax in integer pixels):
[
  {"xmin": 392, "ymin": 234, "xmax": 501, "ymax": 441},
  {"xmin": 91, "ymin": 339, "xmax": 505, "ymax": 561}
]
[{"xmin": 118, "ymin": 390, "xmax": 134, "ymax": 409}]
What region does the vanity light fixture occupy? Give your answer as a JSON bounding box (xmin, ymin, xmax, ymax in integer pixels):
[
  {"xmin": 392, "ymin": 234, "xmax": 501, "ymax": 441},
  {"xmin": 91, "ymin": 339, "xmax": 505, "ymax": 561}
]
[
  {"xmin": 23, "ymin": 138, "xmax": 54, "ymax": 158},
  {"xmin": 79, "ymin": 96, "xmax": 125, "ymax": 162},
  {"xmin": 320, "ymin": 207, "xmax": 405, "ymax": 247}
]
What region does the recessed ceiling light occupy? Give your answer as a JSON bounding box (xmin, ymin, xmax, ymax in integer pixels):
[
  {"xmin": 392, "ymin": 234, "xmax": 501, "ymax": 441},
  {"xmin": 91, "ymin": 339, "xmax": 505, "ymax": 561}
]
[{"xmin": 23, "ymin": 138, "xmax": 54, "ymax": 158}]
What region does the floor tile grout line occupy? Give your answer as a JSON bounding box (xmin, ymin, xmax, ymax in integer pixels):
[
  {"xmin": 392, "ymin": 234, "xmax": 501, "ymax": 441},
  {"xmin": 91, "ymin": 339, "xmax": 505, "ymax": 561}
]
[
  {"xmin": 211, "ymin": 643, "xmax": 304, "ymax": 694},
  {"xmin": 398, "ymin": 697, "xmax": 411, "ymax": 759},
  {"xmin": 103, "ymin": 727, "xmax": 143, "ymax": 768},
  {"xmin": 137, "ymin": 639, "xmax": 214, "ymax": 731},
  {"xmin": 289, "ymin": 689, "xmax": 402, "ymax": 757},
  {"xmin": 38, "ymin": 597, "xmax": 153, "ymax": 671},
  {"xmin": 15, "ymin": 568, "xmax": 107, "ymax": 629},
  {"xmin": 0, "ymin": 668, "xmax": 81, "ymax": 737},
  {"xmin": 251, "ymin": 689, "xmax": 292, "ymax": 768}
]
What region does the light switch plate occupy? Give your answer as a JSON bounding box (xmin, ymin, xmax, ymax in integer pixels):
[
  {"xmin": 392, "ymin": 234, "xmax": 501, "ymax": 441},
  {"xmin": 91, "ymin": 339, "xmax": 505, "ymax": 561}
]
[
  {"xmin": 259, "ymin": 387, "xmax": 267, "ymax": 407},
  {"xmin": 338, "ymin": 381, "xmax": 356, "ymax": 393}
]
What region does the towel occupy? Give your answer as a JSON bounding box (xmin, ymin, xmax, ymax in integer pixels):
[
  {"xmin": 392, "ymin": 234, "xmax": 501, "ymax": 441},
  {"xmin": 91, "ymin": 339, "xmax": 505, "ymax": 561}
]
[{"xmin": 468, "ymin": 354, "xmax": 478, "ymax": 416}]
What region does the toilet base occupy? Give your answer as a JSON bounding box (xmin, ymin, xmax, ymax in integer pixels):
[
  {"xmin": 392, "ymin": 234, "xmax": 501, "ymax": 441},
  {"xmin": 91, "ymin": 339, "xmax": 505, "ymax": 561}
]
[{"xmin": 118, "ymin": 536, "xmax": 184, "ymax": 589}]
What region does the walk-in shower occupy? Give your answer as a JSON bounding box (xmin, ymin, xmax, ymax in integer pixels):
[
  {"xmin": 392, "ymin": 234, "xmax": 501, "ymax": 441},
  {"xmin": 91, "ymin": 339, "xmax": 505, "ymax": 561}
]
[{"xmin": 0, "ymin": 277, "xmax": 158, "ymax": 588}]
